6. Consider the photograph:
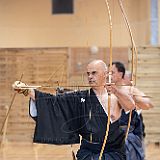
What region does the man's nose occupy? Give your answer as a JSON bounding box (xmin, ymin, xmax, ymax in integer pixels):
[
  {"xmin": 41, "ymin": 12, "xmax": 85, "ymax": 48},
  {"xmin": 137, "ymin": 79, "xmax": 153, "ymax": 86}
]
[{"xmin": 88, "ymin": 74, "xmax": 93, "ymax": 79}]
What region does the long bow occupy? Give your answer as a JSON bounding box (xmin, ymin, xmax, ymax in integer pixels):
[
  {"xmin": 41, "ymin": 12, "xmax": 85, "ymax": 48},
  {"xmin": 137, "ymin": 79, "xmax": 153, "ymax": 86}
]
[
  {"xmin": 118, "ymin": 0, "xmax": 138, "ymax": 140},
  {"xmin": 99, "ymin": 0, "xmax": 138, "ymax": 159},
  {"xmin": 0, "ymin": 73, "xmax": 24, "ymax": 138},
  {"xmin": 99, "ymin": 0, "xmax": 112, "ymax": 159}
]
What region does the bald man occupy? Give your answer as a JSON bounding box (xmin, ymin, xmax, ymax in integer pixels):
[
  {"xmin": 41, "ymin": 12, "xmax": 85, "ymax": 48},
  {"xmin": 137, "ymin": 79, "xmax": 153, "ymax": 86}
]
[{"xmin": 13, "ymin": 60, "xmax": 135, "ymax": 160}]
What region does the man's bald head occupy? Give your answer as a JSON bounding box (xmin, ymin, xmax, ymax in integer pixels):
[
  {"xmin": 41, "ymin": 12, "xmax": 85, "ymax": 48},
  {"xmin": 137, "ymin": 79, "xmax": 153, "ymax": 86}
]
[
  {"xmin": 86, "ymin": 60, "xmax": 108, "ymax": 89},
  {"xmin": 87, "ymin": 60, "xmax": 108, "ymax": 71}
]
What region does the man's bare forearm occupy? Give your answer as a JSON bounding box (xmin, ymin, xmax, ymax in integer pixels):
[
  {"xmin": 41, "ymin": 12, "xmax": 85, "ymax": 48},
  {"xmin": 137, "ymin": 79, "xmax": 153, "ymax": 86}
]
[{"xmin": 114, "ymin": 88, "xmax": 135, "ymax": 110}]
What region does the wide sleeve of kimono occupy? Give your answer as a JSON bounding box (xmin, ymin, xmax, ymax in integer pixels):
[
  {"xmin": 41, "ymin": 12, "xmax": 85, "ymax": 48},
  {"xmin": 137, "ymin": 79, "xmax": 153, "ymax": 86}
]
[{"xmin": 29, "ymin": 90, "xmax": 80, "ymax": 145}]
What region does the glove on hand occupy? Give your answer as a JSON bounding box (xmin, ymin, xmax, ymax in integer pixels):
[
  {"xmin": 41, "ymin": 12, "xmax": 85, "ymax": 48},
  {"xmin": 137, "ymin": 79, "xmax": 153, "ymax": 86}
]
[{"xmin": 12, "ymin": 81, "xmax": 29, "ymax": 96}]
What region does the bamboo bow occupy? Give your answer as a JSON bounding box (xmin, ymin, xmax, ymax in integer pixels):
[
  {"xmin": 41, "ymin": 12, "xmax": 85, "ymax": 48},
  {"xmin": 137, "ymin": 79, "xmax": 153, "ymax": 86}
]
[
  {"xmin": 99, "ymin": 0, "xmax": 112, "ymax": 159},
  {"xmin": 0, "ymin": 73, "xmax": 24, "ymax": 137},
  {"xmin": 118, "ymin": 0, "xmax": 138, "ymax": 141},
  {"xmin": 99, "ymin": 0, "xmax": 138, "ymax": 159}
]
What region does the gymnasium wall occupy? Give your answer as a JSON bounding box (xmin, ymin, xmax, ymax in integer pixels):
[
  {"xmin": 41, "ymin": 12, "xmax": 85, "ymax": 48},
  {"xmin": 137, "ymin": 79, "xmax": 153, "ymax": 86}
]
[{"xmin": 0, "ymin": 0, "xmax": 151, "ymax": 48}]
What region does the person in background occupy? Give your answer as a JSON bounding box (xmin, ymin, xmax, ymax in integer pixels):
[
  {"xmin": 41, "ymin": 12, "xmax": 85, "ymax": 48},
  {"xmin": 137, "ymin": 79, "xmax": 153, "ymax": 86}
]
[
  {"xmin": 110, "ymin": 61, "xmax": 153, "ymax": 160},
  {"xmin": 124, "ymin": 70, "xmax": 146, "ymax": 139}
]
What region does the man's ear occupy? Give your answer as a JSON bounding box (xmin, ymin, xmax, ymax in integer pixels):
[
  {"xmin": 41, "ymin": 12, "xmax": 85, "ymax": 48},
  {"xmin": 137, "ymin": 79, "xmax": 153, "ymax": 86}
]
[{"xmin": 119, "ymin": 72, "xmax": 123, "ymax": 79}]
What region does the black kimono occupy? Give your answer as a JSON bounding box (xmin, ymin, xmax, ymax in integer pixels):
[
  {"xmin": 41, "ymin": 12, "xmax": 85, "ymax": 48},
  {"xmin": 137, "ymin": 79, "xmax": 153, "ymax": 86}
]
[{"xmin": 29, "ymin": 89, "xmax": 126, "ymax": 160}]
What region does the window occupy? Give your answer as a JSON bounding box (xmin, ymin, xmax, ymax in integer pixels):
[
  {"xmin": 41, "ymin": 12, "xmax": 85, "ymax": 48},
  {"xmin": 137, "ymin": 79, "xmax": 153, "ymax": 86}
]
[{"xmin": 52, "ymin": 0, "xmax": 74, "ymax": 14}]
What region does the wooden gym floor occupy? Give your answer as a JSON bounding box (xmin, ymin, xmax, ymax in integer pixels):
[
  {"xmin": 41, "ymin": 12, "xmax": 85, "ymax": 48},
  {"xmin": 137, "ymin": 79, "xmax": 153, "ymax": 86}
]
[{"xmin": 0, "ymin": 142, "xmax": 159, "ymax": 160}]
